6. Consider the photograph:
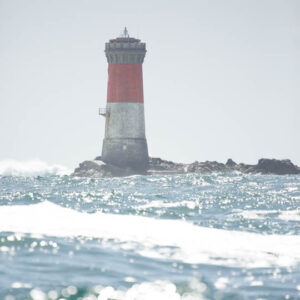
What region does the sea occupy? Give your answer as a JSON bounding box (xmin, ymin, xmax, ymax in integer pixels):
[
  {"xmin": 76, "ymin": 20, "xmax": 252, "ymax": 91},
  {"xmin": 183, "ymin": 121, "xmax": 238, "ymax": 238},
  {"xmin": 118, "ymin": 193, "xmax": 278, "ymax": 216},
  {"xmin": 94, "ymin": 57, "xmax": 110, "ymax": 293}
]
[{"xmin": 0, "ymin": 160, "xmax": 300, "ymax": 300}]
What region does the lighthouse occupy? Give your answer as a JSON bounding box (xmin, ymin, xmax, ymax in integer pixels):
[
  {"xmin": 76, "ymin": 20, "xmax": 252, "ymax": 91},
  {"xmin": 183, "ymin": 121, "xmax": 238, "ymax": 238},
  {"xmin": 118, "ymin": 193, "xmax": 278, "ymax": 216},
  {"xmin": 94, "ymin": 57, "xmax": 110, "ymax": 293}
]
[{"xmin": 100, "ymin": 28, "xmax": 149, "ymax": 172}]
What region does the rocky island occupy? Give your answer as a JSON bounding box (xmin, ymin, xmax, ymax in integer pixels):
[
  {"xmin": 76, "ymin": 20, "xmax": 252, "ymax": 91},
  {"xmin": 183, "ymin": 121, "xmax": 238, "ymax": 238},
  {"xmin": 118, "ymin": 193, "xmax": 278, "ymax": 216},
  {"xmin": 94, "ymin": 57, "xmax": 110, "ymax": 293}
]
[{"xmin": 72, "ymin": 157, "xmax": 300, "ymax": 178}]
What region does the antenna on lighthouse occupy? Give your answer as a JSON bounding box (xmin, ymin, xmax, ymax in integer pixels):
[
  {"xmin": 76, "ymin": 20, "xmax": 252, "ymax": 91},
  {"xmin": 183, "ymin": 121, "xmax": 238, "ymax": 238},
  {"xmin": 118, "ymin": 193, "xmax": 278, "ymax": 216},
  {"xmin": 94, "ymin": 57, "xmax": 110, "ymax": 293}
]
[{"xmin": 122, "ymin": 27, "xmax": 129, "ymax": 38}]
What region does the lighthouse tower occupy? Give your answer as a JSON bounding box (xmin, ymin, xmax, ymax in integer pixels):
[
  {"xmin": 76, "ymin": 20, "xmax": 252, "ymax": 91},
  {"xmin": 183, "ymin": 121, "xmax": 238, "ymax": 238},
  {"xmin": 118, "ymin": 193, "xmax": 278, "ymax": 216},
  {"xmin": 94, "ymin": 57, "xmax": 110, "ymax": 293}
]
[{"xmin": 100, "ymin": 28, "xmax": 149, "ymax": 172}]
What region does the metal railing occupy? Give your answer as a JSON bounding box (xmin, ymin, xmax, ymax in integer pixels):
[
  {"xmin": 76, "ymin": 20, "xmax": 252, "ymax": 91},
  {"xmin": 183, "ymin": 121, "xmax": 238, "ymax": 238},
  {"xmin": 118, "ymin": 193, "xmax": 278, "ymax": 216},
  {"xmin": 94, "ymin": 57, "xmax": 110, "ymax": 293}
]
[{"xmin": 98, "ymin": 108, "xmax": 107, "ymax": 116}]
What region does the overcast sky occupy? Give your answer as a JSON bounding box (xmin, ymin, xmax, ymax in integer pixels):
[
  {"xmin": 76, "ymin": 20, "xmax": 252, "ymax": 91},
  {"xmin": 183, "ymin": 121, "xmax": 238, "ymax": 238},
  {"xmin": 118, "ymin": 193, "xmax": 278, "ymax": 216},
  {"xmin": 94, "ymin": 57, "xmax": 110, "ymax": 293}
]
[{"xmin": 0, "ymin": 0, "xmax": 299, "ymax": 168}]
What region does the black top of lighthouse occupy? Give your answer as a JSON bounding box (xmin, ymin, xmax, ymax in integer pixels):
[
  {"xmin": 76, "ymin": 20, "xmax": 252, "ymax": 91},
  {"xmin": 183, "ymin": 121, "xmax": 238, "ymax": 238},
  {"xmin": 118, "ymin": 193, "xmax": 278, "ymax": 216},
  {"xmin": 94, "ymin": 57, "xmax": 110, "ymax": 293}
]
[{"xmin": 105, "ymin": 27, "xmax": 146, "ymax": 64}]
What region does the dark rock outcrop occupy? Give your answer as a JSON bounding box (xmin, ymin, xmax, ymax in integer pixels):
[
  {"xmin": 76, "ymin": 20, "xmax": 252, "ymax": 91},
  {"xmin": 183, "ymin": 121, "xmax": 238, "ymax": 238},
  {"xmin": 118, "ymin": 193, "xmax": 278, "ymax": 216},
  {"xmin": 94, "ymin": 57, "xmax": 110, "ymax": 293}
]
[
  {"xmin": 244, "ymin": 159, "xmax": 300, "ymax": 175},
  {"xmin": 72, "ymin": 157, "xmax": 300, "ymax": 177},
  {"xmin": 71, "ymin": 160, "xmax": 143, "ymax": 177},
  {"xmin": 148, "ymin": 157, "xmax": 186, "ymax": 174},
  {"xmin": 226, "ymin": 159, "xmax": 237, "ymax": 168},
  {"xmin": 187, "ymin": 161, "xmax": 229, "ymax": 173}
]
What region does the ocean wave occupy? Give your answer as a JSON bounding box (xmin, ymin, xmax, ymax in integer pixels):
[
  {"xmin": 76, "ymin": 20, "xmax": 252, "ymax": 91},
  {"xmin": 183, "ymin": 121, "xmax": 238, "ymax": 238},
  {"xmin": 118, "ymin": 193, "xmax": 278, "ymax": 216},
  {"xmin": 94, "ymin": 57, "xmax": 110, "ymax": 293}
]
[
  {"xmin": 0, "ymin": 159, "xmax": 71, "ymax": 176},
  {"xmin": 233, "ymin": 209, "xmax": 278, "ymax": 220},
  {"xmin": 92, "ymin": 279, "xmax": 206, "ymax": 300},
  {"xmin": 278, "ymin": 209, "xmax": 300, "ymax": 221},
  {"xmin": 0, "ymin": 201, "xmax": 300, "ymax": 268},
  {"xmin": 14, "ymin": 279, "xmax": 208, "ymax": 300},
  {"xmin": 234, "ymin": 209, "xmax": 300, "ymax": 222}
]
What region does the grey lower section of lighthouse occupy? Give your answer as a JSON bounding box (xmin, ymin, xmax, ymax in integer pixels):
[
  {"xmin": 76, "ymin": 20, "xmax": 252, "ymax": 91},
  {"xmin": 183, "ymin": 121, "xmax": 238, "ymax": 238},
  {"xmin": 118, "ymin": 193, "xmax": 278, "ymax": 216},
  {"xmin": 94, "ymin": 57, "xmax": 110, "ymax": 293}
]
[{"xmin": 101, "ymin": 103, "xmax": 149, "ymax": 171}]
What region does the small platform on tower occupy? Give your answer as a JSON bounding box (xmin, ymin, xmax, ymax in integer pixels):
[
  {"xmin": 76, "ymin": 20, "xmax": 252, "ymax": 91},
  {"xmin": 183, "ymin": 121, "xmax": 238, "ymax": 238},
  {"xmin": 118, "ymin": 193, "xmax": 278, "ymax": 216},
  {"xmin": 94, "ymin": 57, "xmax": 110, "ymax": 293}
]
[{"xmin": 98, "ymin": 108, "xmax": 108, "ymax": 117}]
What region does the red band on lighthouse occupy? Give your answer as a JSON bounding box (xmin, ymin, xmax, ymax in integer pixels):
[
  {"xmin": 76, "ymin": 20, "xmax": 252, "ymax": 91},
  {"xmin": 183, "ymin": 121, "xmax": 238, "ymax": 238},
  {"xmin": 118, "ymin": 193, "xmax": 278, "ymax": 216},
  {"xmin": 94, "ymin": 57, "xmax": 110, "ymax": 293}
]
[{"xmin": 107, "ymin": 64, "xmax": 144, "ymax": 103}]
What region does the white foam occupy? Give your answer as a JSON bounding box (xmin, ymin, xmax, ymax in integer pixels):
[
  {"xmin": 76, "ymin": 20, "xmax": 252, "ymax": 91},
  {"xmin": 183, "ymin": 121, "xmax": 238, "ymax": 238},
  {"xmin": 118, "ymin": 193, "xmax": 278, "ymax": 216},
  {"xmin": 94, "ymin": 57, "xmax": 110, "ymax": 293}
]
[
  {"xmin": 92, "ymin": 279, "xmax": 207, "ymax": 300},
  {"xmin": 234, "ymin": 209, "xmax": 277, "ymax": 220},
  {"xmin": 278, "ymin": 210, "xmax": 300, "ymax": 221},
  {"xmin": 235, "ymin": 209, "xmax": 300, "ymax": 222},
  {"xmin": 137, "ymin": 200, "xmax": 196, "ymax": 210},
  {"xmin": 0, "ymin": 202, "xmax": 300, "ymax": 268},
  {"xmin": 0, "ymin": 159, "xmax": 71, "ymax": 176}
]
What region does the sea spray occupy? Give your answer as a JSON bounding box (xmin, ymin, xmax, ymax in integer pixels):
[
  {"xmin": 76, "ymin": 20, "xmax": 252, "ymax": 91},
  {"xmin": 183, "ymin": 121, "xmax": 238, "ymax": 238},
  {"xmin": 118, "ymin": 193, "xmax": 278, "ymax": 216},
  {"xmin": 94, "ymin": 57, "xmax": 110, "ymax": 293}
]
[{"xmin": 0, "ymin": 159, "xmax": 71, "ymax": 176}]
